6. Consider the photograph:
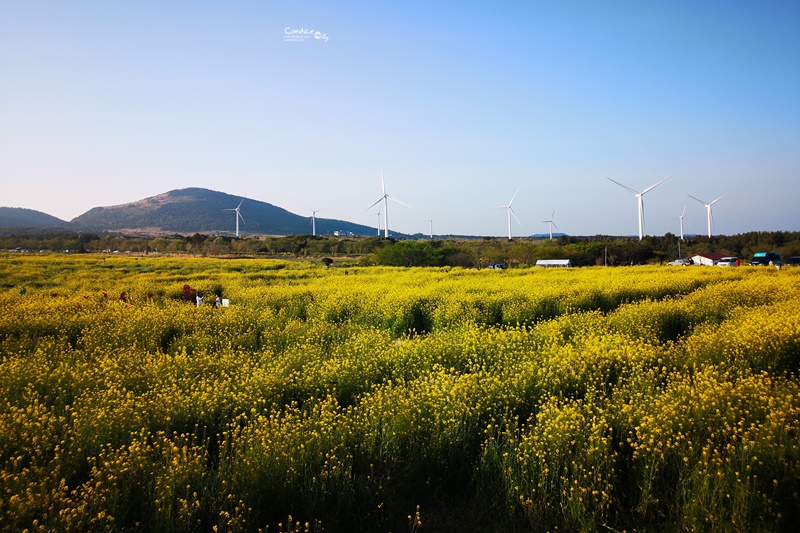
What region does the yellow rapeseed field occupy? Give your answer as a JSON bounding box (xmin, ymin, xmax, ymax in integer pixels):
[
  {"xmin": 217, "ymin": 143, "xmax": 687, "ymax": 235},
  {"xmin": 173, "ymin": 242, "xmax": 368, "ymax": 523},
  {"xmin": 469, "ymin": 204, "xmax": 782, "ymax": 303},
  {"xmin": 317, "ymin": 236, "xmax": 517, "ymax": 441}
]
[{"xmin": 1, "ymin": 254, "xmax": 798, "ymax": 532}]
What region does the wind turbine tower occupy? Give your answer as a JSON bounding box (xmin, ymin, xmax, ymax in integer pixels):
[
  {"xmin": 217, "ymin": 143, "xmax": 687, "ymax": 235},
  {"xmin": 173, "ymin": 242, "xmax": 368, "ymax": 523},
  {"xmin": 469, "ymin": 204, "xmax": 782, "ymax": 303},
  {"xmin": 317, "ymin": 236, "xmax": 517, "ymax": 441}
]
[
  {"xmin": 223, "ymin": 199, "xmax": 245, "ymax": 238},
  {"xmin": 679, "ymin": 206, "xmax": 686, "ymax": 241},
  {"xmin": 495, "ymin": 189, "xmax": 521, "ymax": 240},
  {"xmin": 607, "ymin": 175, "xmax": 672, "ymax": 240},
  {"xmin": 311, "ymin": 209, "xmax": 323, "ymax": 236},
  {"xmin": 429, "ymin": 219, "xmax": 433, "ymax": 239},
  {"xmin": 688, "ymin": 194, "xmax": 725, "ymax": 238},
  {"xmin": 542, "ymin": 211, "xmax": 558, "ymax": 240},
  {"xmin": 363, "ymin": 167, "xmax": 411, "ymax": 238}
]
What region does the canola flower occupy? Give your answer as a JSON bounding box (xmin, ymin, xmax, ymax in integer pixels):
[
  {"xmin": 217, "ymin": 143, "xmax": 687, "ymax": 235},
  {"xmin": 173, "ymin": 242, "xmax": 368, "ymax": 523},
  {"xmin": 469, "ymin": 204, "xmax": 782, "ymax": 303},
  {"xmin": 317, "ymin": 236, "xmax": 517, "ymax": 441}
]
[{"xmin": 0, "ymin": 254, "xmax": 799, "ymax": 531}]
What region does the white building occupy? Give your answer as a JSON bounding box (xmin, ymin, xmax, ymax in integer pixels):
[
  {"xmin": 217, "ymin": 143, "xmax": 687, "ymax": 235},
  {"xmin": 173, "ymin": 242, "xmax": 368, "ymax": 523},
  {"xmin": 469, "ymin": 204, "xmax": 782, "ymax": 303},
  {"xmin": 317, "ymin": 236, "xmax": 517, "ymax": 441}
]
[
  {"xmin": 535, "ymin": 259, "xmax": 572, "ymax": 268},
  {"xmin": 690, "ymin": 253, "xmax": 727, "ymax": 266}
]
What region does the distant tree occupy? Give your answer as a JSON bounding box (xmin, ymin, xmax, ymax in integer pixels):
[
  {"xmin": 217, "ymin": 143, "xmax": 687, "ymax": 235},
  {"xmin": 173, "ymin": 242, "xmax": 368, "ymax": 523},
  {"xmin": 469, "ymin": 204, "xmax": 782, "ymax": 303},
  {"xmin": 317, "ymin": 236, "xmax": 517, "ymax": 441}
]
[
  {"xmin": 376, "ymin": 240, "xmax": 449, "ymax": 267},
  {"xmin": 188, "ymin": 233, "xmax": 208, "ymax": 245}
]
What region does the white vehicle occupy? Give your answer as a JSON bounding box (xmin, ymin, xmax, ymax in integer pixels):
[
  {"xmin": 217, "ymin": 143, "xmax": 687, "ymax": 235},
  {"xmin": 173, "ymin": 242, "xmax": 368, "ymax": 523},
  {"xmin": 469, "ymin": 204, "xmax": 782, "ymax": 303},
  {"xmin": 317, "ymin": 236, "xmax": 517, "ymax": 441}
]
[
  {"xmin": 667, "ymin": 258, "xmax": 693, "ymax": 266},
  {"xmin": 717, "ymin": 257, "xmax": 738, "ymax": 267}
]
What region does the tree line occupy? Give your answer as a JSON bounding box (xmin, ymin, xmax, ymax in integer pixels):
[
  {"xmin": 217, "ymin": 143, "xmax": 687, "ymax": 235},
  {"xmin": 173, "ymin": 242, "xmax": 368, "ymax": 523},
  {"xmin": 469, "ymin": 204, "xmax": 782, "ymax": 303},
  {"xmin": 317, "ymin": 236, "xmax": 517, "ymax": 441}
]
[{"xmin": 2, "ymin": 231, "xmax": 799, "ymax": 268}]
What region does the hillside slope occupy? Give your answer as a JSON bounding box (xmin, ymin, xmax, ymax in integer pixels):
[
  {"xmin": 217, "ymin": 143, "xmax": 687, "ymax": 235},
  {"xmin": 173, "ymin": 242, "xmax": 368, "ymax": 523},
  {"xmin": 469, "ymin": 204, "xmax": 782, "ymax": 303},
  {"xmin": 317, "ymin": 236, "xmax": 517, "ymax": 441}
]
[
  {"xmin": 0, "ymin": 207, "xmax": 69, "ymax": 229},
  {"xmin": 70, "ymin": 188, "xmax": 384, "ymax": 236}
]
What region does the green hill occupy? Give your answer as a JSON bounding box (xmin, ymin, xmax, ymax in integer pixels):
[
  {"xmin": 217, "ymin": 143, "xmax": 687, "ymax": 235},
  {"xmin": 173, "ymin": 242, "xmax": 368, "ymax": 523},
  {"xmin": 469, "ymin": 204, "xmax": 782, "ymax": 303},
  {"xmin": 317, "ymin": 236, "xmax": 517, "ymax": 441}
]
[
  {"xmin": 70, "ymin": 188, "xmax": 388, "ymax": 237},
  {"xmin": 0, "ymin": 207, "xmax": 69, "ymax": 229}
]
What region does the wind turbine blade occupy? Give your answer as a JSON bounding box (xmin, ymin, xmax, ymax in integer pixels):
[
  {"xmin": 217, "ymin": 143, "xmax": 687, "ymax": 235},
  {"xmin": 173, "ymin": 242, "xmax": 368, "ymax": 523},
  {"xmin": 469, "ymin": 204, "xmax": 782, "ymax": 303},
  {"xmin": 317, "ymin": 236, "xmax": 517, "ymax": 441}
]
[
  {"xmin": 508, "ymin": 188, "xmax": 520, "ymax": 206},
  {"xmin": 238, "ymin": 212, "xmax": 245, "ymax": 224},
  {"xmin": 607, "ymin": 178, "xmax": 639, "ymax": 195},
  {"xmin": 552, "ymin": 221, "xmax": 559, "ymax": 230},
  {"xmin": 510, "ymin": 207, "xmax": 521, "ymax": 225},
  {"xmin": 237, "ymin": 198, "xmax": 245, "ymax": 209},
  {"xmin": 641, "ymin": 175, "xmax": 672, "ymax": 195},
  {"xmin": 361, "ymin": 197, "xmax": 385, "ymax": 214},
  {"xmin": 380, "ymin": 166, "xmax": 386, "ymax": 196},
  {"xmin": 687, "ymin": 194, "xmax": 708, "ymax": 205},
  {"xmin": 710, "ymin": 193, "xmax": 726, "ymax": 205},
  {"xmin": 681, "ymin": 206, "xmax": 686, "ymax": 217},
  {"xmin": 388, "ymin": 196, "xmax": 412, "ymax": 209}
]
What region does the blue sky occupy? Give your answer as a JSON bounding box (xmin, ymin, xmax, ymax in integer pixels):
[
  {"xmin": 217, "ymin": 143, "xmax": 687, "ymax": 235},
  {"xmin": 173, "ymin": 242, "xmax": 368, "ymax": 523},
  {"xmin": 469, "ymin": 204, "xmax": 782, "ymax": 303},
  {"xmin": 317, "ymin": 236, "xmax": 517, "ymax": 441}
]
[{"xmin": 2, "ymin": 0, "xmax": 798, "ymax": 237}]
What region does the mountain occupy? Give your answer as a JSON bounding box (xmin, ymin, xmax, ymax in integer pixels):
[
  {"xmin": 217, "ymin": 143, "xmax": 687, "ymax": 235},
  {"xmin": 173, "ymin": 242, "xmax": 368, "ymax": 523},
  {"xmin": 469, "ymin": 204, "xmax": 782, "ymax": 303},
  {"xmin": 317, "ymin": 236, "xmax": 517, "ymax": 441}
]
[
  {"xmin": 70, "ymin": 188, "xmax": 389, "ymax": 237},
  {"xmin": 0, "ymin": 207, "xmax": 69, "ymax": 229}
]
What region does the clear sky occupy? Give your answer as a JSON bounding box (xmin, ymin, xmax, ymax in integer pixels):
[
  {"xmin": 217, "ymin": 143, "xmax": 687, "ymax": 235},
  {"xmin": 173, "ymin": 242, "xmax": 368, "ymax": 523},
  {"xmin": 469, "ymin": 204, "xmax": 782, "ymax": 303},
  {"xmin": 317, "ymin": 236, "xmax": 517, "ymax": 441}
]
[{"xmin": 2, "ymin": 0, "xmax": 799, "ymax": 237}]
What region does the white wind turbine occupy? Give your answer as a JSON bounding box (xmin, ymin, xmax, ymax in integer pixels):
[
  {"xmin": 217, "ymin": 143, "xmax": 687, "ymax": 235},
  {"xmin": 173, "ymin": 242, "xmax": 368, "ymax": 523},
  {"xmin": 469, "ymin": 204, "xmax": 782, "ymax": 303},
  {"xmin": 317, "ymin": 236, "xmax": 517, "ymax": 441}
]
[
  {"xmin": 310, "ymin": 209, "xmax": 323, "ymax": 236},
  {"xmin": 376, "ymin": 210, "xmax": 382, "ymax": 236},
  {"xmin": 495, "ymin": 189, "xmax": 521, "ymax": 240},
  {"xmin": 688, "ymin": 193, "xmax": 726, "ymax": 238},
  {"xmin": 223, "ymin": 198, "xmax": 245, "ymax": 238},
  {"xmin": 542, "ymin": 211, "xmax": 558, "ymax": 240},
  {"xmin": 677, "ymin": 206, "xmax": 688, "ymax": 259},
  {"xmin": 363, "ymin": 167, "xmax": 411, "ymax": 238},
  {"xmin": 607, "ymin": 175, "xmax": 672, "ymax": 240}
]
